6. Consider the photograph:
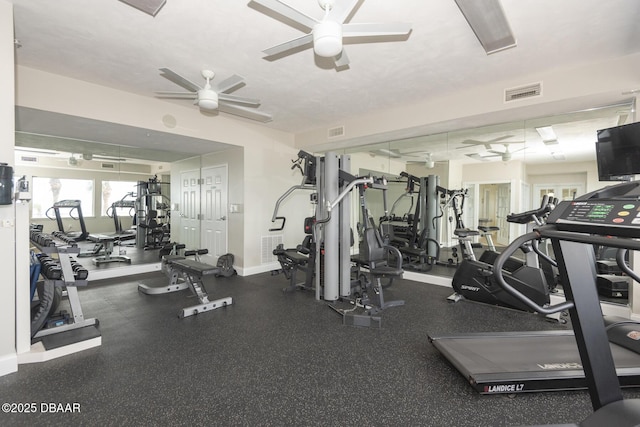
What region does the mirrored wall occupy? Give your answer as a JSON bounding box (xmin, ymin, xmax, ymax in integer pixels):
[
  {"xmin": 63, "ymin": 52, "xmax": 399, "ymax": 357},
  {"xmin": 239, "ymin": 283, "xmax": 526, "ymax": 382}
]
[
  {"xmin": 343, "ymin": 100, "xmax": 636, "ymax": 298},
  {"xmin": 14, "ymin": 107, "xmax": 244, "ymax": 273},
  {"xmin": 13, "ymin": 98, "xmax": 637, "ymax": 299}
]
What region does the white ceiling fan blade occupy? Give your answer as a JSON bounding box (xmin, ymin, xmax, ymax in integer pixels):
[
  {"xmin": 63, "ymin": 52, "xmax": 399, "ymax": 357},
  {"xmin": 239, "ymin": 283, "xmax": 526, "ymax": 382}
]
[
  {"xmin": 334, "ymin": 49, "xmax": 350, "ymax": 67},
  {"xmin": 342, "ymin": 22, "xmax": 412, "ymax": 37},
  {"xmin": 218, "ymin": 104, "xmax": 272, "ymax": 123},
  {"xmin": 219, "ymin": 94, "xmax": 261, "ymax": 107},
  {"xmin": 457, "ymin": 141, "xmax": 492, "ymax": 150},
  {"xmin": 327, "ymin": 0, "xmax": 360, "ymax": 24},
  {"xmin": 466, "ymin": 153, "xmax": 490, "ymax": 162},
  {"xmin": 263, "ymin": 33, "xmax": 314, "ymax": 57},
  {"xmin": 251, "ymin": 0, "xmax": 319, "ymax": 30},
  {"xmin": 214, "ymin": 74, "xmax": 245, "ymax": 94},
  {"xmin": 159, "ymin": 68, "xmax": 201, "ymax": 92},
  {"xmin": 155, "ymin": 91, "xmax": 198, "ymax": 99},
  {"xmin": 458, "ymin": 135, "xmax": 515, "ymax": 150}
]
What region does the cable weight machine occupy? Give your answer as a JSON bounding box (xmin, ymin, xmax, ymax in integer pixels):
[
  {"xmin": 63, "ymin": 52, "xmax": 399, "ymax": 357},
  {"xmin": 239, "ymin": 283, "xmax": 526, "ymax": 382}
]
[{"xmin": 270, "ymin": 151, "xmax": 404, "ymax": 323}]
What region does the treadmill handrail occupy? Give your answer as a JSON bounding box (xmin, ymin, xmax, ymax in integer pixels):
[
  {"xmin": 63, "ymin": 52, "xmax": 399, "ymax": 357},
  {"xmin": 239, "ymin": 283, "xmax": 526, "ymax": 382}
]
[
  {"xmin": 617, "ymin": 249, "xmax": 640, "ymax": 284},
  {"xmin": 493, "ymin": 230, "xmax": 574, "ymax": 315},
  {"xmin": 494, "ymin": 225, "xmax": 640, "ymax": 316}
]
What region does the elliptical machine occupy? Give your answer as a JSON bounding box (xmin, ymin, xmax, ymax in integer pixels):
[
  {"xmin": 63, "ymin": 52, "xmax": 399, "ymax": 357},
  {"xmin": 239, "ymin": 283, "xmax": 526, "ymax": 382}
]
[{"xmin": 448, "ymin": 196, "xmax": 557, "ymax": 316}]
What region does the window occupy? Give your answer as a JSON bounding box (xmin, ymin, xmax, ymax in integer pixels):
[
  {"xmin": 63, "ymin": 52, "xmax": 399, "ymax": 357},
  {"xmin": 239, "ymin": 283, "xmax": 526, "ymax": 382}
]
[
  {"xmin": 32, "ymin": 177, "xmax": 94, "ymax": 219},
  {"xmin": 101, "ymin": 180, "xmax": 138, "ymax": 217}
]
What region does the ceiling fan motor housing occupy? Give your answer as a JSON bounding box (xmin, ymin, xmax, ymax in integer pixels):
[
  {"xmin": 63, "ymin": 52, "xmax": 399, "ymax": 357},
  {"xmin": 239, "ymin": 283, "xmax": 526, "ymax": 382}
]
[
  {"xmin": 313, "ymin": 20, "xmax": 343, "ymax": 57},
  {"xmin": 197, "ymin": 89, "xmax": 219, "ymax": 110}
]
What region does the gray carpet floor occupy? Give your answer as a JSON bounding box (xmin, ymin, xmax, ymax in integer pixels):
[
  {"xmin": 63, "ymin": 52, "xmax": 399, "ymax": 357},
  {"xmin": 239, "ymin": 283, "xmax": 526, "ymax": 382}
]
[{"xmin": 1, "ymin": 270, "xmax": 639, "ymax": 426}]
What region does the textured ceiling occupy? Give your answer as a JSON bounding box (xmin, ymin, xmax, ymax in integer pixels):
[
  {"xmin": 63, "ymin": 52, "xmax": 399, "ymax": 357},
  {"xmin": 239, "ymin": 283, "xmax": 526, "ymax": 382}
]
[{"xmin": 9, "ymin": 0, "xmax": 640, "ymax": 163}]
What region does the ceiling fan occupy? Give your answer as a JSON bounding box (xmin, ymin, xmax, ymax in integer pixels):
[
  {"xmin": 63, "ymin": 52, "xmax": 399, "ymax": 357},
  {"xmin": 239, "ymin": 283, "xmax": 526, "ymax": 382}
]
[
  {"xmin": 371, "ymin": 148, "xmax": 446, "ymax": 169},
  {"xmin": 16, "ymin": 147, "xmax": 127, "ymax": 164},
  {"xmin": 155, "ymin": 68, "xmax": 272, "ymax": 123},
  {"xmin": 251, "ymin": 0, "xmax": 412, "ymax": 68},
  {"xmin": 418, "ymin": 153, "xmax": 445, "ymax": 169},
  {"xmin": 457, "ymin": 135, "xmax": 523, "ymax": 150},
  {"xmin": 466, "ymin": 144, "xmax": 526, "ymax": 162}
]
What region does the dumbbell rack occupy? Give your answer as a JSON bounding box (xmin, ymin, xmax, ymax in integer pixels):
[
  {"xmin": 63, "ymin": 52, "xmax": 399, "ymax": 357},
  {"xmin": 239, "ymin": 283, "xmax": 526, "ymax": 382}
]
[{"xmin": 30, "ymin": 232, "xmax": 99, "ymax": 342}]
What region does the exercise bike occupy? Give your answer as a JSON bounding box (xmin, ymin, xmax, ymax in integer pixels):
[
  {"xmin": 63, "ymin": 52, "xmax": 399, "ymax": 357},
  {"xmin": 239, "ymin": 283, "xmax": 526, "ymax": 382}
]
[{"xmin": 448, "ymin": 197, "xmax": 561, "ymax": 319}]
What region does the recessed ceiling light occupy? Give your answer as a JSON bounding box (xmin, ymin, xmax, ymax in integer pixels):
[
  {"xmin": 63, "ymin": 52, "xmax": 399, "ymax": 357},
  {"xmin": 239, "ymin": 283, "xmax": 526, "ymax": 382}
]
[
  {"xmin": 454, "ymin": 0, "xmax": 517, "ymax": 54},
  {"xmin": 535, "ymin": 126, "xmax": 558, "ymax": 143}
]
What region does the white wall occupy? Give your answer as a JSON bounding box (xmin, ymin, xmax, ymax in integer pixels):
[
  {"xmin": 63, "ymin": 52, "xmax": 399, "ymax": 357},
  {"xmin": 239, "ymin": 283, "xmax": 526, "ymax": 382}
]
[{"xmin": 0, "ymin": 0, "xmax": 17, "ymax": 376}]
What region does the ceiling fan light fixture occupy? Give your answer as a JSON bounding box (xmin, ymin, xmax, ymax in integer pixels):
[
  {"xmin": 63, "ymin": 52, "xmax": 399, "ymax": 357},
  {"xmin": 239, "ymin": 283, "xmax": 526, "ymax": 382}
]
[
  {"xmin": 197, "ymin": 89, "xmax": 219, "ymax": 110},
  {"xmin": 313, "ymin": 21, "xmax": 343, "ymax": 57}
]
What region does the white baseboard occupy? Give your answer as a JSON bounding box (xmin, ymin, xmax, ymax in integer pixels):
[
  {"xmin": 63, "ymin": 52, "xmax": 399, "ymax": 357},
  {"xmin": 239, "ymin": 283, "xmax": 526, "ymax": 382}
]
[
  {"xmin": 403, "ymin": 271, "xmax": 453, "ymax": 288},
  {"xmin": 0, "ymin": 353, "xmax": 18, "ymax": 377},
  {"xmin": 90, "ymin": 262, "xmax": 161, "ymax": 281},
  {"xmin": 239, "ymin": 262, "xmax": 280, "ymax": 277}
]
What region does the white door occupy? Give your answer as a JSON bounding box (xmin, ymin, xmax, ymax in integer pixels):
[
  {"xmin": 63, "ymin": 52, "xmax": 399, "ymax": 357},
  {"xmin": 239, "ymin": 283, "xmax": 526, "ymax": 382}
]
[
  {"xmin": 180, "ymin": 170, "xmax": 200, "ymax": 250},
  {"xmin": 496, "ymin": 183, "xmax": 511, "ymax": 245},
  {"xmin": 533, "ymin": 183, "xmax": 585, "ymax": 203},
  {"xmin": 200, "ymin": 165, "xmax": 228, "ymax": 264}
]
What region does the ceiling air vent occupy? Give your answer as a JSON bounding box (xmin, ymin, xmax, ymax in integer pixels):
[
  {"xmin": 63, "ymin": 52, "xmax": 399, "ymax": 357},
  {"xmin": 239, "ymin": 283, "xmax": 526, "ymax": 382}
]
[
  {"xmin": 328, "ymin": 126, "xmax": 345, "ymax": 139},
  {"xmin": 101, "ymin": 163, "xmax": 116, "ymax": 169},
  {"xmin": 504, "ymin": 82, "xmax": 542, "ymax": 102}
]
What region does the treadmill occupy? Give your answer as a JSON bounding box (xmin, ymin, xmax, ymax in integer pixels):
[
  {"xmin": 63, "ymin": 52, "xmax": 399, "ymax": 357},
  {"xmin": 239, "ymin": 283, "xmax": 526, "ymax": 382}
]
[
  {"xmin": 430, "ymin": 319, "xmax": 640, "ymax": 394},
  {"xmin": 430, "ymin": 181, "xmax": 640, "ymax": 396}
]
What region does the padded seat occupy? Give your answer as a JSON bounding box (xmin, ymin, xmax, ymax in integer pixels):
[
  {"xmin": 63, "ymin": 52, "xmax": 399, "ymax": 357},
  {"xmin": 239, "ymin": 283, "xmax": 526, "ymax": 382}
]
[
  {"xmin": 369, "ymin": 263, "xmax": 403, "ymax": 277},
  {"xmin": 273, "ymin": 247, "xmax": 308, "ymax": 265},
  {"xmin": 478, "ymin": 226, "xmax": 500, "ymax": 233},
  {"xmin": 454, "ymin": 228, "xmax": 480, "ymax": 238}
]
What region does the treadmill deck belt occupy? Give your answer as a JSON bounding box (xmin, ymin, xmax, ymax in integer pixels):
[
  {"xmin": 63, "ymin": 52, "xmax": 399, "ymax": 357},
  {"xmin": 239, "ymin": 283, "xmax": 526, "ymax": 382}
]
[{"xmin": 429, "ymin": 330, "xmax": 640, "ymax": 394}]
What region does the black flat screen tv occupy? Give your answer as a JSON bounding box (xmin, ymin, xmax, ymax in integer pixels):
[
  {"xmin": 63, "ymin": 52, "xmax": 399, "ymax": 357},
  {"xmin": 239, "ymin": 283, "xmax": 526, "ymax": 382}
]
[{"xmin": 596, "ymin": 121, "xmax": 640, "ymax": 181}]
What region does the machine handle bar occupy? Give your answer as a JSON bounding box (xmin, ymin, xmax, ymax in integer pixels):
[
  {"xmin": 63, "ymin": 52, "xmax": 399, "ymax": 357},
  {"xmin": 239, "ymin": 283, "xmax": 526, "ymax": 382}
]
[
  {"xmin": 506, "ymin": 195, "xmax": 551, "ymax": 225},
  {"xmin": 494, "ymin": 225, "xmax": 640, "ymax": 315},
  {"xmin": 269, "ymin": 217, "xmax": 286, "ymax": 232}
]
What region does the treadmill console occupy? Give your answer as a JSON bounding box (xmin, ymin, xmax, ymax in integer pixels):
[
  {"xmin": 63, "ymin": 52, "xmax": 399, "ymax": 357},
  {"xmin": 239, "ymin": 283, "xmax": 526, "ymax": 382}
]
[
  {"xmin": 546, "ymin": 181, "xmax": 640, "ymax": 238},
  {"xmin": 547, "ymin": 199, "xmax": 640, "ymax": 238}
]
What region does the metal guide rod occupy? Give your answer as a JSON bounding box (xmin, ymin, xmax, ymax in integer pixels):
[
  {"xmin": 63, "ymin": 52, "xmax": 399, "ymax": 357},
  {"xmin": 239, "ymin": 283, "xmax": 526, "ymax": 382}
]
[
  {"xmin": 426, "ymin": 175, "xmax": 440, "ymax": 258},
  {"xmin": 323, "ymin": 152, "xmax": 339, "ymax": 301},
  {"xmin": 315, "ymin": 154, "xmax": 325, "ymax": 302},
  {"xmin": 339, "ymin": 155, "xmax": 351, "ymax": 298}
]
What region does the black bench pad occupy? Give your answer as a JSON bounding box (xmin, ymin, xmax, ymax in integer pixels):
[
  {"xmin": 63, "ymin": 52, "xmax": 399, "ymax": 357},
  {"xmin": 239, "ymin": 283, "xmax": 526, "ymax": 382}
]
[{"xmin": 170, "ymin": 259, "xmax": 220, "ymax": 276}]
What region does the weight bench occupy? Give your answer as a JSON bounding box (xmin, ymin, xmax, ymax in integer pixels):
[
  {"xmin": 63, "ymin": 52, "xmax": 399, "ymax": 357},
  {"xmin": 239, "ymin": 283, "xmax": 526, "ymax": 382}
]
[
  {"xmin": 168, "ymin": 259, "xmax": 233, "ymax": 318},
  {"xmin": 90, "ymin": 234, "xmax": 131, "ymax": 265},
  {"xmin": 138, "ymin": 253, "xmax": 189, "ymax": 295}
]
